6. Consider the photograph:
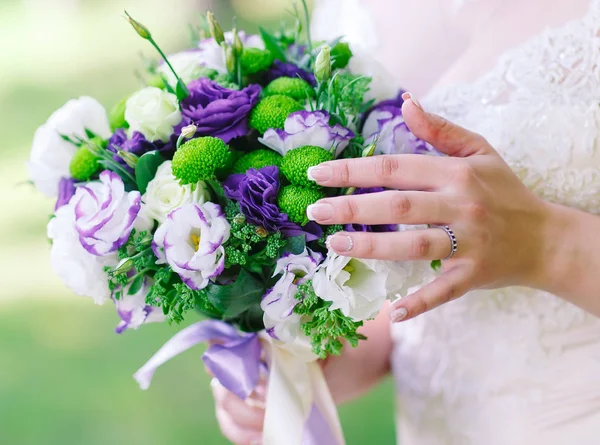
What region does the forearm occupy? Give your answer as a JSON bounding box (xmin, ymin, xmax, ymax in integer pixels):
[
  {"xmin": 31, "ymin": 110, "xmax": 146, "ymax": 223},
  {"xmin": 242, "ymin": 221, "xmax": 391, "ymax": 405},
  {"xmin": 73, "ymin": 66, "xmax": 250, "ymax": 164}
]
[
  {"xmin": 322, "ymin": 303, "xmax": 393, "ymax": 405},
  {"xmin": 530, "ymin": 201, "xmax": 600, "ymax": 315}
]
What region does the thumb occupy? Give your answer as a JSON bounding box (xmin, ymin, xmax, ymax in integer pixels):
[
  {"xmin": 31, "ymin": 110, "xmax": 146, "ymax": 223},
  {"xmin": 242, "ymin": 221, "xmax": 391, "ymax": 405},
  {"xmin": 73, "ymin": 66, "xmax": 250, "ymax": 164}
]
[{"xmin": 401, "ymin": 92, "xmax": 493, "ymax": 158}]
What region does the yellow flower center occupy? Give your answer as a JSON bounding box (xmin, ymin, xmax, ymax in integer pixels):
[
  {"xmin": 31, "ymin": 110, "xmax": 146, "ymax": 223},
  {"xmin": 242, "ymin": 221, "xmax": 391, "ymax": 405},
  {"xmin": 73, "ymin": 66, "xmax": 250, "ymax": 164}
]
[{"xmin": 190, "ymin": 233, "xmax": 201, "ymax": 251}]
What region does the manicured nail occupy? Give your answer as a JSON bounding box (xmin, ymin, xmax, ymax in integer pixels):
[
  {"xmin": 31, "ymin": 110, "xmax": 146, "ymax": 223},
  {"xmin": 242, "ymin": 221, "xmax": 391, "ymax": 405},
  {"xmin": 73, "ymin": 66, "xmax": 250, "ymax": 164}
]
[
  {"xmin": 401, "ymin": 92, "xmax": 423, "ymax": 111},
  {"xmin": 390, "ymin": 307, "xmax": 408, "ymax": 323},
  {"xmin": 245, "ymin": 397, "xmax": 266, "ymax": 410},
  {"xmin": 307, "ymin": 165, "xmax": 332, "ymax": 183},
  {"xmin": 327, "ymin": 234, "xmax": 353, "ymax": 253},
  {"xmin": 306, "ymin": 202, "xmax": 334, "ymax": 221}
]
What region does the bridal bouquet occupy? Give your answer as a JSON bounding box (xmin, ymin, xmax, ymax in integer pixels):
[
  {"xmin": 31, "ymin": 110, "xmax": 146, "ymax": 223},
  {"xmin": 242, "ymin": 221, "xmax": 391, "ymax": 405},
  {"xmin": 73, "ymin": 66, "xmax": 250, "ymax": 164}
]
[{"xmin": 28, "ymin": 4, "xmax": 425, "ymax": 444}]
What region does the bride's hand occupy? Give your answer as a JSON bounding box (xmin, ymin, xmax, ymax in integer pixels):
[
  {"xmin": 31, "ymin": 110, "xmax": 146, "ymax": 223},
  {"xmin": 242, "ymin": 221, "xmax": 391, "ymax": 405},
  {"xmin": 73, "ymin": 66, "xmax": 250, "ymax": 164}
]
[{"xmin": 306, "ymin": 93, "xmax": 553, "ymax": 323}]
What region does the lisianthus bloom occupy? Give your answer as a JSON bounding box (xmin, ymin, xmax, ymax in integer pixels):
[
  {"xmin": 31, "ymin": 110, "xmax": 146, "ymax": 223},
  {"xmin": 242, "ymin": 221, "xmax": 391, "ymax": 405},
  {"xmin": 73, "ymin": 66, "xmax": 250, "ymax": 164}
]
[
  {"xmin": 223, "ymin": 166, "xmax": 322, "ymax": 241},
  {"xmin": 142, "ymin": 161, "xmax": 211, "ymax": 223},
  {"xmin": 153, "ymin": 202, "xmax": 230, "ymax": 290},
  {"xmin": 180, "ymin": 79, "xmax": 261, "ymax": 143},
  {"xmin": 55, "ymin": 177, "xmax": 76, "ymax": 211},
  {"xmin": 28, "ymin": 96, "xmax": 111, "ymax": 197},
  {"xmin": 114, "ymin": 279, "xmax": 165, "ymax": 334},
  {"xmin": 265, "ymin": 60, "xmax": 316, "ymax": 87},
  {"xmin": 157, "ymin": 49, "xmax": 209, "ymax": 86},
  {"xmin": 107, "ymin": 129, "xmax": 160, "ymax": 172},
  {"xmin": 345, "ymin": 188, "xmax": 399, "ymax": 233},
  {"xmin": 363, "ymin": 105, "xmax": 431, "ymax": 155},
  {"xmin": 197, "ymin": 31, "xmax": 264, "ymax": 74},
  {"xmin": 48, "ymin": 197, "xmax": 117, "ymax": 304},
  {"xmin": 259, "ymin": 111, "xmax": 353, "ymax": 157},
  {"xmin": 74, "ymin": 170, "xmax": 142, "ymax": 256},
  {"xmin": 261, "ymin": 248, "xmax": 323, "ymax": 342},
  {"xmin": 125, "ymin": 87, "xmax": 182, "ymax": 143},
  {"xmin": 313, "ymin": 252, "xmax": 408, "ymax": 321}
]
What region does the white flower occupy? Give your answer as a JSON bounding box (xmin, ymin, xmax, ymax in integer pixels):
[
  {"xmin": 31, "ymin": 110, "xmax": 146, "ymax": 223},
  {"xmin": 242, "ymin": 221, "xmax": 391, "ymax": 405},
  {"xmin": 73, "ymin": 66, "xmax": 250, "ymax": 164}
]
[
  {"xmin": 27, "ymin": 97, "xmax": 111, "ymax": 197},
  {"xmin": 197, "ymin": 31, "xmax": 264, "ymax": 74},
  {"xmin": 48, "ymin": 198, "xmax": 117, "ymax": 304},
  {"xmin": 142, "ymin": 161, "xmax": 211, "ymax": 223},
  {"xmin": 261, "ymin": 248, "xmax": 323, "ymax": 342},
  {"xmin": 114, "ymin": 279, "xmax": 165, "ymax": 333},
  {"xmin": 157, "ymin": 50, "xmax": 209, "ymax": 87},
  {"xmin": 312, "ymin": 252, "xmax": 408, "ymax": 321},
  {"xmin": 125, "ymin": 87, "xmax": 182, "ymax": 143},
  {"xmin": 153, "ymin": 202, "xmax": 230, "ymax": 290}
]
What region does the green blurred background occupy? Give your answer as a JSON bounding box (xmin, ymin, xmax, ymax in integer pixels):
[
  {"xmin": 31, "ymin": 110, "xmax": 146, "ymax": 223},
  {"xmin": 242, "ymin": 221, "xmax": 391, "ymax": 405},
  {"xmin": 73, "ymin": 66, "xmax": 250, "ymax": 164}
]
[{"xmin": 0, "ymin": 0, "xmax": 395, "ymax": 443}]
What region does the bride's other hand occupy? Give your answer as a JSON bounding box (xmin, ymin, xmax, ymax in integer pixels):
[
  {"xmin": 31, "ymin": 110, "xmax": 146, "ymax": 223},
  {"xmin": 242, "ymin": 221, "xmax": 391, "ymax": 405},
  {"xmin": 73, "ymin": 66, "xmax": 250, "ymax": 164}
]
[{"xmin": 306, "ymin": 93, "xmax": 555, "ymax": 322}]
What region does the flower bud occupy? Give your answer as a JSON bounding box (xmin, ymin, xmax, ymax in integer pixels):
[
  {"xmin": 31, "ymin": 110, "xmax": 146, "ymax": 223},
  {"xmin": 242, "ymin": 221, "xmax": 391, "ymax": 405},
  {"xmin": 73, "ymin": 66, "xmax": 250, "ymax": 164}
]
[
  {"xmin": 113, "ymin": 258, "xmax": 134, "ymax": 274},
  {"xmin": 362, "ymin": 142, "xmax": 377, "ymax": 157},
  {"xmin": 256, "ymin": 227, "xmax": 268, "ymax": 238},
  {"xmin": 314, "ymin": 45, "xmax": 331, "ymax": 83},
  {"xmin": 124, "ymin": 11, "xmax": 151, "ymax": 40},
  {"xmin": 233, "ymin": 28, "xmax": 244, "ymax": 57},
  {"xmin": 225, "ymin": 46, "xmax": 236, "ymax": 74},
  {"xmin": 117, "ymin": 150, "xmax": 140, "ymax": 169},
  {"xmin": 181, "ymin": 124, "xmax": 197, "ymax": 139},
  {"xmin": 207, "ymin": 11, "xmax": 225, "ymax": 45},
  {"xmin": 233, "ymin": 214, "xmax": 246, "ymax": 225}
]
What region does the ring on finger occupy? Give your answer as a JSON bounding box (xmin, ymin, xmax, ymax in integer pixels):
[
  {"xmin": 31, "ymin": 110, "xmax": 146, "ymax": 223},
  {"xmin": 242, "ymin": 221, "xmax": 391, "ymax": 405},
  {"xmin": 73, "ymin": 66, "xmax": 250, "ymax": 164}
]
[{"xmin": 431, "ymin": 225, "xmax": 458, "ymax": 260}]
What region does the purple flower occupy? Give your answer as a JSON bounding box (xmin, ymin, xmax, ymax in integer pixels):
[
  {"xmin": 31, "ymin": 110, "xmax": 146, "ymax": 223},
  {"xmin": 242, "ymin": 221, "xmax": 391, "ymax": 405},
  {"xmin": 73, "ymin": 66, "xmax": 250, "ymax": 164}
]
[
  {"xmin": 74, "ymin": 170, "xmax": 141, "ymax": 256},
  {"xmin": 107, "ymin": 129, "xmax": 160, "ymax": 172},
  {"xmin": 223, "ymin": 166, "xmax": 322, "ymax": 241},
  {"xmin": 362, "ymin": 105, "xmax": 433, "ymax": 155},
  {"xmin": 344, "ymin": 188, "xmax": 399, "ymax": 233},
  {"xmin": 265, "ymin": 60, "xmax": 316, "ymax": 87},
  {"xmin": 259, "ymin": 111, "xmax": 354, "ymax": 157},
  {"xmin": 261, "ymin": 248, "xmax": 322, "ymax": 342},
  {"xmin": 113, "ymin": 278, "xmax": 165, "ymax": 333},
  {"xmin": 55, "ymin": 177, "xmax": 76, "ymax": 211},
  {"xmin": 153, "ymin": 202, "xmax": 230, "ymax": 290},
  {"xmin": 180, "ymin": 79, "xmax": 261, "ymax": 143}
]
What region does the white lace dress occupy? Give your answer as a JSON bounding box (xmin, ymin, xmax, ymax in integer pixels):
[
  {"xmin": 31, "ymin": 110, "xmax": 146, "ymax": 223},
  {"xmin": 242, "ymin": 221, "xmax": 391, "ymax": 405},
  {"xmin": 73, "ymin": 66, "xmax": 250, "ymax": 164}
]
[{"xmin": 313, "ymin": 0, "xmax": 600, "ymax": 443}]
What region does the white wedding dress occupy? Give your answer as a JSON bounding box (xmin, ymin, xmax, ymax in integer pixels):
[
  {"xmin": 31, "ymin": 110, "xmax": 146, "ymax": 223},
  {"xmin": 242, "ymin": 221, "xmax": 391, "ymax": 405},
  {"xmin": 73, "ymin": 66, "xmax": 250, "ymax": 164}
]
[{"xmin": 313, "ymin": 0, "xmax": 600, "ymax": 444}]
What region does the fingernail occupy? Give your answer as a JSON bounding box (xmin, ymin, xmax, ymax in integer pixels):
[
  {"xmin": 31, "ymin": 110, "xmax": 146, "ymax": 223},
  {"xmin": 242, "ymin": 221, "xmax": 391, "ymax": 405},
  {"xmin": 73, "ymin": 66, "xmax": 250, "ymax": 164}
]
[
  {"xmin": 306, "ymin": 202, "xmax": 334, "ymax": 221},
  {"xmin": 245, "ymin": 397, "xmax": 266, "ymax": 410},
  {"xmin": 327, "ymin": 234, "xmax": 353, "ymax": 253},
  {"xmin": 390, "ymin": 307, "xmax": 408, "ymax": 323},
  {"xmin": 401, "ymin": 92, "xmax": 423, "ymax": 111},
  {"xmin": 307, "ymin": 165, "xmax": 332, "ymax": 183}
]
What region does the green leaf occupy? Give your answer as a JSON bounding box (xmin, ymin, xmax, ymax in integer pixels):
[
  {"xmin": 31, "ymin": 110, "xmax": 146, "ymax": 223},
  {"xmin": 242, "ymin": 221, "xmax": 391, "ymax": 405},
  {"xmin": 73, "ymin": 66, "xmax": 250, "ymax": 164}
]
[
  {"xmin": 128, "ymin": 275, "xmax": 145, "ymax": 295},
  {"xmin": 234, "ymin": 305, "xmax": 266, "ymax": 333},
  {"xmin": 259, "ymin": 27, "xmax": 287, "ymax": 62},
  {"xmin": 84, "ymin": 128, "xmax": 97, "ymax": 140},
  {"xmin": 135, "ymin": 151, "xmax": 164, "ymax": 195},
  {"xmin": 431, "ymin": 259, "xmax": 442, "ymax": 271},
  {"xmin": 283, "ymin": 235, "xmax": 306, "ymax": 255},
  {"xmin": 175, "ymin": 78, "xmax": 190, "ymax": 101},
  {"xmin": 206, "ymin": 269, "xmax": 266, "ymax": 319}
]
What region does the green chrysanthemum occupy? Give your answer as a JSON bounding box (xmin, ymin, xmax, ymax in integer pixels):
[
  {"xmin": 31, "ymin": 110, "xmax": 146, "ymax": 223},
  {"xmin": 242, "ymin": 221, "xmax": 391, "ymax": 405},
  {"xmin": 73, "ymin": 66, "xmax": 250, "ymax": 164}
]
[
  {"xmin": 240, "ymin": 48, "xmax": 275, "ymax": 75},
  {"xmin": 232, "ymin": 149, "xmax": 282, "ymax": 174},
  {"xmin": 278, "ymin": 185, "xmax": 325, "ymax": 225},
  {"xmin": 69, "ymin": 146, "xmax": 101, "ymax": 181},
  {"xmin": 264, "ymin": 77, "xmax": 315, "ymax": 101},
  {"xmin": 249, "ymin": 95, "xmax": 303, "ymax": 134},
  {"xmin": 280, "ymin": 145, "xmax": 333, "ymax": 188},
  {"xmin": 172, "ymin": 136, "xmax": 232, "ymax": 184}
]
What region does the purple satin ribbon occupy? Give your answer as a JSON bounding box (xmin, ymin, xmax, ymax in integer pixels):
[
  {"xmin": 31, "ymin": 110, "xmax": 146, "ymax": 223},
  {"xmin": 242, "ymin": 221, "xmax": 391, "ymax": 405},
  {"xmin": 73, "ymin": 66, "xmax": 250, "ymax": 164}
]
[{"xmin": 134, "ymin": 320, "xmax": 339, "ymax": 444}]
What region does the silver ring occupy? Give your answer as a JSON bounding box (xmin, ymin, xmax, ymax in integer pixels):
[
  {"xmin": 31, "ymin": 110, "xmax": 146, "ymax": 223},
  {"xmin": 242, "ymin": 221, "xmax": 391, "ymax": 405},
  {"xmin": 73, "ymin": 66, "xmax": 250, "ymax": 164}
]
[{"xmin": 432, "ymin": 225, "xmax": 458, "ymax": 260}]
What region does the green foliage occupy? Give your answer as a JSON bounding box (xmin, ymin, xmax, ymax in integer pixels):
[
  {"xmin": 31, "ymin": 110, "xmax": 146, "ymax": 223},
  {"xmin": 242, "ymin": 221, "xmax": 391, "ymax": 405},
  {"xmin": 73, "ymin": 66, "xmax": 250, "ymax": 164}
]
[
  {"xmin": 330, "ymin": 42, "xmax": 353, "ymax": 69},
  {"xmin": 172, "ymin": 136, "xmax": 232, "ymax": 184},
  {"xmin": 264, "ymin": 77, "xmax": 315, "ymax": 101},
  {"xmin": 294, "ymin": 280, "xmax": 366, "ymax": 358},
  {"xmin": 258, "ymin": 27, "xmax": 287, "ymax": 62},
  {"xmin": 135, "ymin": 150, "xmax": 164, "ymax": 194},
  {"xmin": 333, "ymin": 73, "xmax": 372, "ymax": 121},
  {"xmin": 277, "ymin": 184, "xmax": 325, "ymax": 225},
  {"xmin": 213, "ymin": 73, "xmax": 240, "ymax": 90},
  {"xmin": 280, "ymin": 145, "xmax": 333, "ymax": 188},
  {"xmin": 249, "ymin": 95, "xmax": 303, "ymax": 134},
  {"xmin": 205, "ymin": 269, "xmax": 266, "ymax": 319},
  {"xmin": 108, "ymin": 97, "xmax": 129, "ymax": 132},
  {"xmin": 316, "ymin": 224, "xmax": 344, "ymax": 248},
  {"xmin": 240, "ymin": 48, "xmax": 275, "ymax": 75},
  {"xmin": 69, "ymin": 146, "xmax": 101, "ymax": 181},
  {"xmin": 232, "ymin": 149, "xmax": 282, "ymax": 174},
  {"xmin": 431, "ymin": 259, "xmax": 442, "ymax": 271}
]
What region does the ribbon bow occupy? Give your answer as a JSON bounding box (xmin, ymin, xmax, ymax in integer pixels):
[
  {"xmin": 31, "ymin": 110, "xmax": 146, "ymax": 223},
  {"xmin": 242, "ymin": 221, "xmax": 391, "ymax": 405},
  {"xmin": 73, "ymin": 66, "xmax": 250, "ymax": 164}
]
[{"xmin": 134, "ymin": 320, "xmax": 345, "ymax": 445}]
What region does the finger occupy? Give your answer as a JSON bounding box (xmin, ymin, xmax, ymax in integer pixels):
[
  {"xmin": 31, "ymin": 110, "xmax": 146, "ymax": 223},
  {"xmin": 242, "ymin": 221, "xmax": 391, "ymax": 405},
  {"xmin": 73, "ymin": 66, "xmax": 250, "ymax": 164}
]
[
  {"xmin": 389, "ymin": 265, "xmax": 472, "ymax": 322},
  {"xmin": 216, "ymin": 408, "xmax": 263, "ymax": 445},
  {"xmin": 401, "ymin": 92, "xmax": 495, "ymax": 158},
  {"xmin": 307, "ymin": 154, "xmax": 453, "ymax": 190},
  {"xmin": 212, "ymin": 379, "xmax": 265, "ymax": 430},
  {"xmin": 307, "ymin": 190, "xmax": 457, "ymax": 226},
  {"xmin": 326, "ymin": 229, "xmax": 454, "ymax": 261}
]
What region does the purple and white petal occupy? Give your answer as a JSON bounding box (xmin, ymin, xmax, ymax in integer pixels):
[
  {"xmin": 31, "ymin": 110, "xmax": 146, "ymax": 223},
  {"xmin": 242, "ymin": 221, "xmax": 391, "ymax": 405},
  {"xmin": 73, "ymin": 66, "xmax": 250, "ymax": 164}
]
[
  {"xmin": 153, "ymin": 202, "xmax": 230, "ymax": 291},
  {"xmin": 259, "ymin": 111, "xmax": 354, "ymax": 158},
  {"xmin": 73, "ymin": 170, "xmax": 142, "ymax": 256},
  {"xmin": 114, "ymin": 278, "xmax": 165, "ymax": 333}
]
